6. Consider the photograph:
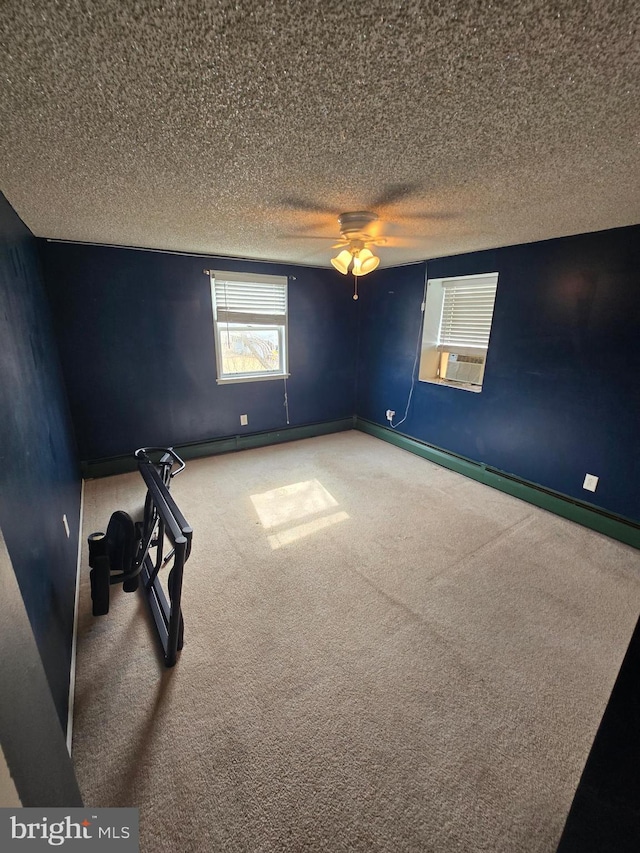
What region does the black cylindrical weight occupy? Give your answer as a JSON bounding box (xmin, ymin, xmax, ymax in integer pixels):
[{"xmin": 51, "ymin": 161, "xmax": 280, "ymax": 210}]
[
  {"xmin": 89, "ymin": 554, "xmax": 111, "ymax": 616},
  {"xmin": 88, "ymin": 531, "xmax": 107, "ymax": 567}
]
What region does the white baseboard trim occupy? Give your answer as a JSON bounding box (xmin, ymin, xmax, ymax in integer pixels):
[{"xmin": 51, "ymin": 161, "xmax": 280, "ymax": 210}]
[{"xmin": 66, "ymin": 479, "xmax": 85, "ymax": 755}]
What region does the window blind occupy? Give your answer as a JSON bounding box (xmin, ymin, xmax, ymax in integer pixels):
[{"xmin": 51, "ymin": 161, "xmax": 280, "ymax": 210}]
[
  {"xmin": 438, "ymin": 276, "xmax": 498, "ymax": 350},
  {"xmin": 212, "ymin": 272, "xmax": 287, "ymax": 325}
]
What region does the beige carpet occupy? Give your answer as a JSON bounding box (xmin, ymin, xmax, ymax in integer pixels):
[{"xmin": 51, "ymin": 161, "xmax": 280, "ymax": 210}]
[{"xmin": 72, "ymin": 431, "xmax": 640, "ymax": 852}]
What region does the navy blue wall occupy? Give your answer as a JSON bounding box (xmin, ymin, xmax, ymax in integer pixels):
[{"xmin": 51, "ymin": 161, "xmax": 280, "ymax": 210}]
[
  {"xmin": 357, "ymin": 226, "xmax": 640, "ymax": 523},
  {"xmin": 36, "ymin": 225, "xmax": 640, "ymax": 531},
  {"xmin": 0, "ymin": 194, "xmax": 81, "ymax": 731},
  {"xmin": 41, "ymin": 243, "xmax": 358, "ymax": 461}
]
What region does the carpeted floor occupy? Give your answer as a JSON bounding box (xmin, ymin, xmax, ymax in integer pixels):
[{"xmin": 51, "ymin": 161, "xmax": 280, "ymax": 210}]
[{"xmin": 72, "ymin": 431, "xmax": 640, "ymax": 852}]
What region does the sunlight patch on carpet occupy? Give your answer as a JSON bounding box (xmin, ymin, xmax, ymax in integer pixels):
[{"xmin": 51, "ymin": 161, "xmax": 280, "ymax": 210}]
[
  {"xmin": 251, "ymin": 479, "xmax": 339, "ymax": 529},
  {"xmin": 267, "ymin": 511, "xmax": 350, "ymax": 550}
]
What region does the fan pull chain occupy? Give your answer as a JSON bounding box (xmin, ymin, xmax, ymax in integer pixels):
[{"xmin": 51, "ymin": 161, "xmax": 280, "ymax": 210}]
[{"xmin": 353, "ymin": 276, "xmax": 359, "ymax": 300}]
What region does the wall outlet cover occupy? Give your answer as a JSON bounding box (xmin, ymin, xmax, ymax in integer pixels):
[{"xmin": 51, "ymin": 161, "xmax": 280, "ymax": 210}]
[
  {"xmin": 240, "ymin": 414, "xmax": 248, "ymax": 426},
  {"xmin": 583, "ymin": 473, "xmax": 599, "ymax": 492}
]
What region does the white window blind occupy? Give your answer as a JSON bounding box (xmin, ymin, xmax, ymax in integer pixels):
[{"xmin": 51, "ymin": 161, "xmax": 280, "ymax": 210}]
[
  {"xmin": 212, "ymin": 271, "xmax": 287, "ymax": 325},
  {"xmin": 438, "ymin": 275, "xmax": 498, "ymax": 350}
]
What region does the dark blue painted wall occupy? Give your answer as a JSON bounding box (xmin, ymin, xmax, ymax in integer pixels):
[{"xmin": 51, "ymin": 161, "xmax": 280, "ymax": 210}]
[
  {"xmin": 36, "ymin": 225, "xmax": 640, "ymax": 530},
  {"xmin": 0, "ymin": 194, "xmax": 81, "ymax": 731},
  {"xmin": 357, "ymin": 226, "xmax": 640, "ymax": 523},
  {"xmin": 41, "ymin": 243, "xmax": 358, "ymax": 461}
]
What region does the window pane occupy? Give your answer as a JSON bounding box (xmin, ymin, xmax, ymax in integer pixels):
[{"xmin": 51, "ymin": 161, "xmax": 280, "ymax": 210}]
[{"xmin": 219, "ymin": 326, "xmax": 282, "ymax": 376}]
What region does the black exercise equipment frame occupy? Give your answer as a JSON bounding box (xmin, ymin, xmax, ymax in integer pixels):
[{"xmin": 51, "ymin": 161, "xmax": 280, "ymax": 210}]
[{"xmin": 135, "ymin": 448, "xmax": 193, "ymax": 667}]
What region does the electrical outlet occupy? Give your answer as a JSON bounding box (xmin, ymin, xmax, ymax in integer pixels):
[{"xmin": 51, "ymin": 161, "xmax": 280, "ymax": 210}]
[
  {"xmin": 62, "ymin": 514, "xmax": 70, "ymax": 538},
  {"xmin": 385, "ymin": 409, "xmax": 395, "ymax": 422},
  {"xmin": 240, "ymin": 414, "xmax": 248, "ymax": 426},
  {"xmin": 583, "ymin": 473, "xmax": 599, "ymax": 492}
]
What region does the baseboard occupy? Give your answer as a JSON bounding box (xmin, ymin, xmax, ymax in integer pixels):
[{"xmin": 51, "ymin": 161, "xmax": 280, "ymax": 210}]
[
  {"xmin": 66, "ymin": 479, "xmax": 85, "ymax": 755},
  {"xmin": 81, "ymin": 417, "xmax": 356, "ymax": 479},
  {"xmin": 355, "ymin": 418, "xmax": 640, "ymax": 550}
]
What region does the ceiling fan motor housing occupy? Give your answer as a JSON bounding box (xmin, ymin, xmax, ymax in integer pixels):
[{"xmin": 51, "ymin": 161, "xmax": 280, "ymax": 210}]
[{"xmin": 338, "ymin": 211, "xmax": 379, "ymax": 241}]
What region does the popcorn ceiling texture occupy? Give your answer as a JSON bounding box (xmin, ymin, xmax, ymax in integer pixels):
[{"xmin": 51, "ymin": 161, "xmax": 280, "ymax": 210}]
[{"xmin": 1, "ymin": 0, "xmax": 638, "ymax": 268}]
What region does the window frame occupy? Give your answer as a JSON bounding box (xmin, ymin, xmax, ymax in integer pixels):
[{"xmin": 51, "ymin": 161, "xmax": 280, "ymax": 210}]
[
  {"xmin": 210, "ymin": 270, "xmax": 289, "ymax": 385},
  {"xmin": 419, "ymin": 271, "xmax": 498, "ymax": 393}
]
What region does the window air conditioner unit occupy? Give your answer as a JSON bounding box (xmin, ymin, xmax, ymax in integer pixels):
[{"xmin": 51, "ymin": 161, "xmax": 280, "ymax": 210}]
[{"xmin": 444, "ymin": 353, "xmax": 485, "ymax": 385}]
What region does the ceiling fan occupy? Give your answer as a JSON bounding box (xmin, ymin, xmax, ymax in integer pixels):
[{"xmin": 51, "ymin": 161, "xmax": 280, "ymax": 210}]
[
  {"xmin": 277, "ymin": 185, "xmax": 456, "ymax": 298},
  {"xmin": 329, "ymin": 211, "xmax": 383, "ymax": 298}
]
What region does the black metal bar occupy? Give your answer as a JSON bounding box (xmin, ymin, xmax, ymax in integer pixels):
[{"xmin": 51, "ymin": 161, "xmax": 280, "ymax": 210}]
[
  {"xmin": 144, "ymin": 516, "xmax": 165, "ymax": 590},
  {"xmin": 146, "ymin": 463, "xmax": 193, "ymax": 540},
  {"xmin": 165, "ymin": 541, "xmax": 186, "ymax": 666},
  {"xmin": 138, "ymin": 461, "xmax": 186, "ymax": 546},
  {"xmin": 136, "ymin": 457, "xmax": 191, "ymax": 667},
  {"xmin": 140, "ymin": 549, "xmax": 185, "ymax": 666},
  {"xmin": 134, "ymin": 446, "xmax": 186, "ymax": 479},
  {"xmin": 140, "ymin": 557, "xmax": 170, "ymax": 649}
]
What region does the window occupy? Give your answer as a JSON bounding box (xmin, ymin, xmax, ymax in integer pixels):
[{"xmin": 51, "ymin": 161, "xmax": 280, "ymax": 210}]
[
  {"xmin": 419, "ymin": 272, "xmax": 498, "ymax": 392},
  {"xmin": 210, "ymin": 271, "xmax": 288, "ymax": 384}
]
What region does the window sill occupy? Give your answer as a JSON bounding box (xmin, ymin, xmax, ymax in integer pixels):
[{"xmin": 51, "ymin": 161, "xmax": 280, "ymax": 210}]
[
  {"xmin": 420, "ymin": 377, "xmax": 482, "ymax": 393},
  {"xmin": 216, "ymin": 373, "xmax": 290, "ymax": 386}
]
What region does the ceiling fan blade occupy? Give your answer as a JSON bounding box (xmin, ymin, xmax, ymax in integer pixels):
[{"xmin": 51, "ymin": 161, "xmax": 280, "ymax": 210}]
[
  {"xmin": 376, "ymin": 236, "xmax": 423, "ymax": 248},
  {"xmin": 276, "ymin": 196, "xmax": 337, "ymax": 215},
  {"xmin": 394, "ymin": 210, "xmax": 461, "ymax": 222},
  {"xmin": 278, "ymin": 234, "xmax": 340, "ymax": 241},
  {"xmin": 369, "ymin": 183, "xmax": 423, "ymax": 209}
]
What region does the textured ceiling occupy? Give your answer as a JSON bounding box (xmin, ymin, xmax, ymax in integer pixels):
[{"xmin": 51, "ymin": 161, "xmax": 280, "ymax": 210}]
[{"xmin": 1, "ymin": 0, "xmax": 639, "ymax": 269}]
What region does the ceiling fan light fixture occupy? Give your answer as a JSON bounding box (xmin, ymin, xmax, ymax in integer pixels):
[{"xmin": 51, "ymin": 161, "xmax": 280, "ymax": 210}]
[
  {"xmin": 329, "ymin": 213, "xmax": 381, "ymax": 298},
  {"xmin": 331, "ymin": 248, "xmax": 353, "ymax": 275},
  {"xmin": 355, "ymin": 247, "xmax": 380, "ymax": 275}
]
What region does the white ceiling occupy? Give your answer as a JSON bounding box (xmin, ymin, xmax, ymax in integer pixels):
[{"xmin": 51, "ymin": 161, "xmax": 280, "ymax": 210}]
[{"xmin": 1, "ymin": 0, "xmax": 638, "ymax": 269}]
